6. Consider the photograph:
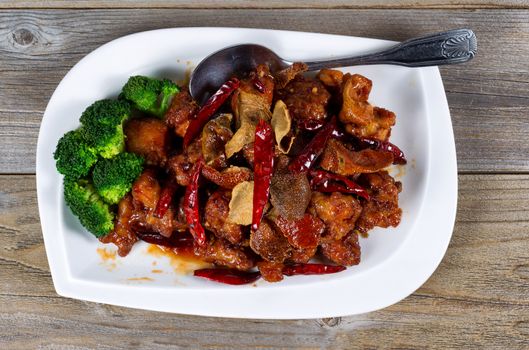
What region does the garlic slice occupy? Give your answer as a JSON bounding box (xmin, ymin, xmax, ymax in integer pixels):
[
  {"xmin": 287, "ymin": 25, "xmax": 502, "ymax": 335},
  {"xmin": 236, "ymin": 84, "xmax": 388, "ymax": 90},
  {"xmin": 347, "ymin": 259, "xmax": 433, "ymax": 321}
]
[
  {"xmin": 271, "ymin": 100, "xmax": 295, "ymax": 154},
  {"xmin": 225, "ymin": 91, "xmax": 271, "ymax": 158},
  {"xmin": 228, "ymin": 181, "xmax": 254, "ymax": 225}
]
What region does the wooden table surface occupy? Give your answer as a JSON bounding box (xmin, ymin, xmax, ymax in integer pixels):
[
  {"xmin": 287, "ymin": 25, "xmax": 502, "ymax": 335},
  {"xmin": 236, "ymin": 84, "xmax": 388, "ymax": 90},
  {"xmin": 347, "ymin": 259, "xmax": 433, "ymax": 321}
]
[{"xmin": 1, "ymin": 1, "xmax": 529, "ymax": 349}]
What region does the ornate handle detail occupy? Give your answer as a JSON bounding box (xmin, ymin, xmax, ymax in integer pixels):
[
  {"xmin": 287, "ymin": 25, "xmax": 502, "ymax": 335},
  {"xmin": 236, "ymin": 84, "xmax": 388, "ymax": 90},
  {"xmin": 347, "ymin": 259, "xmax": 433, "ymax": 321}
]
[
  {"xmin": 442, "ymin": 30, "xmax": 477, "ymax": 59},
  {"xmin": 304, "ymin": 29, "xmax": 477, "ymax": 70}
]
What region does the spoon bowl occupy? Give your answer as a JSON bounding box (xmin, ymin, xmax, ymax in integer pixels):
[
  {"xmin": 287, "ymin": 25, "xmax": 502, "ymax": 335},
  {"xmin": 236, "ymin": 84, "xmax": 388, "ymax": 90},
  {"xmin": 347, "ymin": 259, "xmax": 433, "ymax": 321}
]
[{"xmin": 189, "ymin": 44, "xmax": 290, "ymax": 104}]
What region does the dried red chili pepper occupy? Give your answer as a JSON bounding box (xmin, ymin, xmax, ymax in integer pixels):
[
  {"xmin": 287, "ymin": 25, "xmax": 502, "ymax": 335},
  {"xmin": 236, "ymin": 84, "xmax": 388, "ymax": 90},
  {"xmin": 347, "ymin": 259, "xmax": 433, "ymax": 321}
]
[
  {"xmin": 135, "ymin": 229, "xmax": 195, "ymax": 249},
  {"xmin": 154, "ymin": 181, "xmax": 178, "ymax": 218},
  {"xmin": 331, "ymin": 128, "xmax": 406, "ymax": 165},
  {"xmin": 296, "ymin": 119, "xmax": 326, "ymax": 131},
  {"xmin": 194, "ymin": 268, "xmax": 262, "ymax": 285},
  {"xmin": 252, "ymin": 119, "xmax": 274, "ymax": 231},
  {"xmin": 330, "ymin": 127, "xmax": 349, "ymax": 142},
  {"xmin": 288, "ymin": 116, "xmax": 336, "ymax": 174},
  {"xmin": 282, "ymin": 263, "xmax": 346, "ymax": 276},
  {"xmin": 183, "ymin": 77, "xmax": 240, "ymax": 147},
  {"xmin": 252, "ymin": 76, "xmax": 265, "ymax": 93},
  {"xmin": 309, "ymin": 169, "xmax": 370, "ymax": 200},
  {"xmin": 183, "ymin": 158, "xmax": 206, "ymax": 245},
  {"xmin": 358, "ymin": 137, "xmax": 407, "ymax": 165}
]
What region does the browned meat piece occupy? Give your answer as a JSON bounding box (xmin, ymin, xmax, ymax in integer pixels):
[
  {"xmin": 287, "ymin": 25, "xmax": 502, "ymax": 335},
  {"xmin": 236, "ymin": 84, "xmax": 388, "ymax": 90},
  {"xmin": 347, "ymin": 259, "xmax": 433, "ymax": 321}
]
[
  {"xmin": 356, "ymin": 171, "xmax": 402, "ymax": 234},
  {"xmin": 131, "ymin": 169, "xmax": 160, "ymax": 210},
  {"xmin": 317, "ymin": 68, "xmax": 344, "ymax": 89},
  {"xmin": 195, "ymin": 237, "xmax": 255, "ymax": 271},
  {"xmin": 201, "ymin": 165, "xmax": 252, "ymax": 189},
  {"xmin": 338, "ymin": 73, "xmax": 373, "ymax": 126},
  {"xmin": 289, "ymin": 246, "xmax": 317, "ymax": 264},
  {"xmin": 131, "ymin": 206, "xmax": 179, "ymax": 238},
  {"xmin": 320, "ymin": 138, "xmax": 393, "ymax": 175},
  {"xmin": 276, "ymin": 75, "xmax": 331, "ymax": 127},
  {"xmin": 165, "ymin": 89, "xmax": 198, "ymax": 137},
  {"xmin": 233, "ymin": 64, "xmax": 275, "ymax": 110},
  {"xmin": 167, "ymin": 139, "xmax": 202, "ymax": 186},
  {"xmin": 310, "ymin": 192, "xmax": 362, "ymax": 241},
  {"xmin": 345, "ymin": 73, "xmax": 372, "ymax": 101},
  {"xmin": 344, "ymin": 107, "xmax": 396, "ymax": 142},
  {"xmin": 254, "ymin": 64, "xmax": 276, "ymax": 108},
  {"xmin": 125, "ymin": 118, "xmax": 169, "ymax": 166},
  {"xmin": 257, "ymin": 261, "xmax": 284, "ymax": 282},
  {"xmin": 320, "ymin": 232, "xmax": 361, "ymax": 266},
  {"xmin": 274, "ymin": 214, "xmax": 324, "ymax": 249},
  {"xmin": 201, "ymin": 113, "xmax": 233, "ymax": 167},
  {"xmin": 274, "ymin": 62, "xmax": 308, "ymax": 89},
  {"xmin": 339, "ymin": 74, "xmax": 395, "ymax": 141},
  {"xmin": 270, "ymin": 171, "xmax": 312, "ymax": 220},
  {"xmin": 204, "ymin": 189, "xmax": 244, "ymax": 244},
  {"xmin": 250, "ymin": 219, "xmax": 291, "ymax": 262},
  {"xmin": 316, "ymin": 69, "xmax": 345, "ymax": 111},
  {"xmin": 100, "ymin": 195, "xmax": 137, "ymax": 257},
  {"xmin": 130, "ymin": 169, "xmax": 183, "ymax": 237}
]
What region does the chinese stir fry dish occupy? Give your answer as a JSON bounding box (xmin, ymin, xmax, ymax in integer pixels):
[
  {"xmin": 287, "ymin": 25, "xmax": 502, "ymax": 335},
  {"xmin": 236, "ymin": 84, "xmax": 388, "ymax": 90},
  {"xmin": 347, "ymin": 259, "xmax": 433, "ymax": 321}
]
[{"xmin": 54, "ymin": 63, "xmax": 405, "ymax": 284}]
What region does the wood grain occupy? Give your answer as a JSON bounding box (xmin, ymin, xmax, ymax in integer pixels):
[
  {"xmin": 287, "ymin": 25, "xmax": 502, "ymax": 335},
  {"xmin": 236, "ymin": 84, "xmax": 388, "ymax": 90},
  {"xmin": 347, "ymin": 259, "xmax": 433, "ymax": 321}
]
[
  {"xmin": 1, "ymin": 9, "xmax": 529, "ymax": 174},
  {"xmin": 1, "ymin": 174, "xmax": 528, "ymax": 349},
  {"xmin": 0, "ymin": 111, "xmax": 40, "ymax": 174},
  {"xmin": 1, "ymin": 0, "xmax": 528, "ymax": 9}
]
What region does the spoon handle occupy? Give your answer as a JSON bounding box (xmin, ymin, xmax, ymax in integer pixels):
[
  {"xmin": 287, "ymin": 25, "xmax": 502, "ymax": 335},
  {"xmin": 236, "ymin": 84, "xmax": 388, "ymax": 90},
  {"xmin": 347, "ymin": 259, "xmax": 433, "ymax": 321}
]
[{"xmin": 303, "ymin": 28, "xmax": 477, "ymax": 70}]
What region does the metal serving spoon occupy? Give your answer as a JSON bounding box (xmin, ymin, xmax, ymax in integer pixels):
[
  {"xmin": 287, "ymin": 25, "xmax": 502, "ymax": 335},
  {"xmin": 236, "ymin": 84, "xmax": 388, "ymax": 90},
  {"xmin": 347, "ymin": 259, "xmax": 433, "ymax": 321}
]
[{"xmin": 189, "ymin": 28, "xmax": 476, "ymax": 103}]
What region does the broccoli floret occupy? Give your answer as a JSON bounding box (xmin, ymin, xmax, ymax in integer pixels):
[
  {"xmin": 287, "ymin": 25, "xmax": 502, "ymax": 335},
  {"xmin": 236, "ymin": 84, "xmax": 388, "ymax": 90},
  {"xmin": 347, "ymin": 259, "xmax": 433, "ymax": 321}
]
[
  {"xmin": 79, "ymin": 99, "xmax": 131, "ymax": 159},
  {"xmin": 64, "ymin": 177, "xmax": 115, "ymax": 237},
  {"xmin": 121, "ymin": 76, "xmax": 179, "ymax": 118},
  {"xmin": 54, "ymin": 130, "xmax": 98, "ymax": 179},
  {"xmin": 92, "ymin": 152, "xmax": 144, "ymax": 204}
]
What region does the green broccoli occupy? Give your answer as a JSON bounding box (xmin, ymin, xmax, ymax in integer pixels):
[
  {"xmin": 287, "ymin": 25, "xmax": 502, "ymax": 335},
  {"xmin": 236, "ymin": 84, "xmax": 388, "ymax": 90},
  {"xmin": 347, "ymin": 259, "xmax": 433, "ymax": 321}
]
[
  {"xmin": 92, "ymin": 152, "xmax": 144, "ymax": 204},
  {"xmin": 121, "ymin": 76, "xmax": 179, "ymax": 118},
  {"xmin": 54, "ymin": 130, "xmax": 98, "ymax": 179},
  {"xmin": 64, "ymin": 177, "xmax": 115, "ymax": 237},
  {"xmin": 79, "ymin": 99, "xmax": 131, "ymax": 159}
]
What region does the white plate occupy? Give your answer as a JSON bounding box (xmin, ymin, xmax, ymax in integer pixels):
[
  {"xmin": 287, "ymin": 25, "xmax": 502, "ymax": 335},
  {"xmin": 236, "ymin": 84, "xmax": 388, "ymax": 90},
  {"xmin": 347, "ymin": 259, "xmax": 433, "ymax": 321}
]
[{"xmin": 36, "ymin": 27, "xmax": 457, "ymax": 319}]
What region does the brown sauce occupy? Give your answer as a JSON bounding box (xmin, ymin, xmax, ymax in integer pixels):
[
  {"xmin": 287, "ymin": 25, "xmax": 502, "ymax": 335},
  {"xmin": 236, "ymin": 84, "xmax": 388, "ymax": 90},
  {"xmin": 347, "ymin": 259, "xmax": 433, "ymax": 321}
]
[{"xmin": 146, "ymin": 244, "xmax": 212, "ymax": 274}]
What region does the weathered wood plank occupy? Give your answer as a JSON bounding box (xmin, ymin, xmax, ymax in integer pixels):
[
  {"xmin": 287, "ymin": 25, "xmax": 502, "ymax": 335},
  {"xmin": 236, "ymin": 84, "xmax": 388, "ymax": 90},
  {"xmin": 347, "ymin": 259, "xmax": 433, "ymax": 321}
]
[
  {"xmin": 1, "ymin": 174, "xmax": 528, "ymax": 349},
  {"xmin": 0, "ymin": 111, "xmax": 39, "ymax": 173},
  {"xmin": 0, "ymin": 0, "xmax": 527, "ymax": 9},
  {"xmin": 0, "ymin": 293, "xmax": 527, "ymax": 349},
  {"xmin": 0, "ymin": 9, "xmax": 528, "ymax": 174}
]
